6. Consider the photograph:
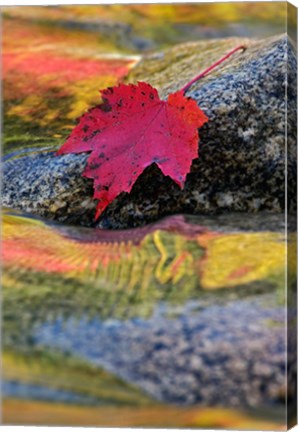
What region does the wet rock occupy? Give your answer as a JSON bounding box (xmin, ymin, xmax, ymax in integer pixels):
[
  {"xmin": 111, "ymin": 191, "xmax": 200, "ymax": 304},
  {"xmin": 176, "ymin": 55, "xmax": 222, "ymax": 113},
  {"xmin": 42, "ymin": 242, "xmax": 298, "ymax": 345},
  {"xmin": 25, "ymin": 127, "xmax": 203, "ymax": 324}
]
[
  {"xmin": 33, "ymin": 294, "xmax": 286, "ymax": 409},
  {"xmin": 2, "ymin": 34, "xmax": 296, "ymax": 229}
]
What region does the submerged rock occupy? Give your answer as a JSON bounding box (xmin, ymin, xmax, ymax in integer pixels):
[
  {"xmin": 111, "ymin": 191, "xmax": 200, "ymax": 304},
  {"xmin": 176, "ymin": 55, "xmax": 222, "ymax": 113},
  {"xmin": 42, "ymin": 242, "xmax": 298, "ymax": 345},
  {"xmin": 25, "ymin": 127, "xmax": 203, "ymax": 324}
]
[
  {"xmin": 34, "ymin": 294, "xmax": 286, "ymax": 408},
  {"xmin": 2, "ymin": 34, "xmax": 297, "ymax": 229}
]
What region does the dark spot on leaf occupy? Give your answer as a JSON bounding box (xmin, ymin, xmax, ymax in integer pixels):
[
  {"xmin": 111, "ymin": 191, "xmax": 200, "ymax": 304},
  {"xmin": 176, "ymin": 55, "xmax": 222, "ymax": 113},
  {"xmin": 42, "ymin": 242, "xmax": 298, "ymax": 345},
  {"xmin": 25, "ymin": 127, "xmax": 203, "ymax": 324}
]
[
  {"xmin": 90, "ymin": 131, "xmax": 98, "ymax": 139},
  {"xmin": 101, "ymin": 103, "xmax": 112, "ymax": 112},
  {"xmin": 90, "ymin": 163, "xmax": 100, "ymax": 170}
]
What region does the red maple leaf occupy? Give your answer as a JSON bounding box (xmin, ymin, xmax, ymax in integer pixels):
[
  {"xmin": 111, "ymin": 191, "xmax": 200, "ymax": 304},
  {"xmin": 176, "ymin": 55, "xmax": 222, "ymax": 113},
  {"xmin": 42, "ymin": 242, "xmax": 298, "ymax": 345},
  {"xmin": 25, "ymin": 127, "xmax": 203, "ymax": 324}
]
[
  {"xmin": 56, "ymin": 46, "xmax": 245, "ymax": 220},
  {"xmin": 57, "ymin": 82, "xmax": 207, "ymax": 219}
]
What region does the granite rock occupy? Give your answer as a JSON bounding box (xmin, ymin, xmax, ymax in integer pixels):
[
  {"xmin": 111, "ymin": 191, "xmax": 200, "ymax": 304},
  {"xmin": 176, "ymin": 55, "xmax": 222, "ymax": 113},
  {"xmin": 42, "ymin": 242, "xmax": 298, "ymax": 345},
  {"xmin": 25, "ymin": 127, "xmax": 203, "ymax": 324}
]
[
  {"xmin": 34, "ymin": 294, "xmax": 286, "ymax": 408},
  {"xmin": 2, "ymin": 34, "xmax": 297, "ymax": 229},
  {"xmin": 2, "ymin": 152, "xmax": 97, "ymax": 227}
]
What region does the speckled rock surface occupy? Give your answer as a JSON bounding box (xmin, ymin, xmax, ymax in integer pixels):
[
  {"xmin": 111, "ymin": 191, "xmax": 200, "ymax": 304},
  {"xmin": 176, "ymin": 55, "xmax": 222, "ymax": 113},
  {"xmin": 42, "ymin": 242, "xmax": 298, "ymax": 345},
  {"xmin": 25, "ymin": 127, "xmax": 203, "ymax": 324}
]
[
  {"xmin": 2, "ymin": 34, "xmax": 297, "ymax": 229},
  {"xmin": 2, "ymin": 151, "xmax": 97, "ymax": 226},
  {"xmin": 34, "ymin": 293, "xmax": 286, "ymax": 408}
]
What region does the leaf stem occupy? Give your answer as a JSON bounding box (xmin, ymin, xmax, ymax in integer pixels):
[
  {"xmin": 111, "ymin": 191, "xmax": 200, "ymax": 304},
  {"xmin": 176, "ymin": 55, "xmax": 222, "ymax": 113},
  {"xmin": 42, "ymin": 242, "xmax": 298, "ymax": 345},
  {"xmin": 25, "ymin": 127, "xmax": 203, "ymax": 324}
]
[{"xmin": 181, "ymin": 45, "xmax": 247, "ymax": 94}]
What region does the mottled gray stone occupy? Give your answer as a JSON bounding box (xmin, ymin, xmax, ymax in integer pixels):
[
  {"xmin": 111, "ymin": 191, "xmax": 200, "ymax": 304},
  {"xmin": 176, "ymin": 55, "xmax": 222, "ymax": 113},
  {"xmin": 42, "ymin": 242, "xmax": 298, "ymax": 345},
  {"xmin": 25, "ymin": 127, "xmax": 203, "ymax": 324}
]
[
  {"xmin": 2, "ymin": 152, "xmax": 97, "ymax": 227},
  {"xmin": 2, "ymin": 34, "xmax": 296, "ymax": 229},
  {"xmin": 33, "ymin": 293, "xmax": 286, "ymax": 409}
]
